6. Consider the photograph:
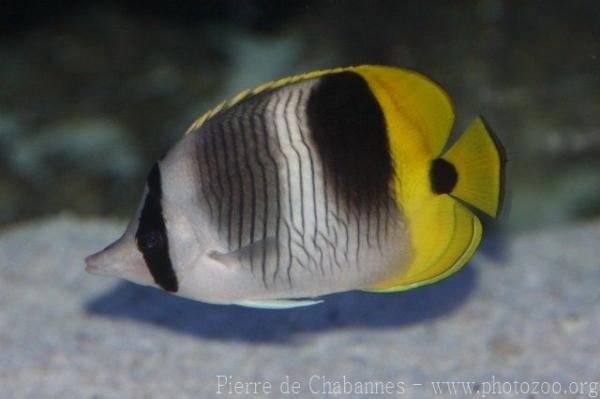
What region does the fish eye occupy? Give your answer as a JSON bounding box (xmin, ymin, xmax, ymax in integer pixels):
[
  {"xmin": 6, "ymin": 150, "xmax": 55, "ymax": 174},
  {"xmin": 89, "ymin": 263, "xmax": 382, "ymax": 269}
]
[{"xmin": 137, "ymin": 231, "xmax": 163, "ymax": 253}]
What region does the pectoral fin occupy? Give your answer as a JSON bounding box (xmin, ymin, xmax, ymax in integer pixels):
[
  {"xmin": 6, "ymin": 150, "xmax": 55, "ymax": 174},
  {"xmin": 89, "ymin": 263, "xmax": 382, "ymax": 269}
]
[{"xmin": 208, "ymin": 237, "xmax": 278, "ymax": 269}]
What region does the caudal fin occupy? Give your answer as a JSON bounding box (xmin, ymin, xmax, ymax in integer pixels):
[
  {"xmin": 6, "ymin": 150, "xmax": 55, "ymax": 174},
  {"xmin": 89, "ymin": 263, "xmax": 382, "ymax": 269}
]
[
  {"xmin": 434, "ymin": 117, "xmax": 505, "ymax": 218},
  {"xmin": 365, "ymin": 117, "xmax": 505, "ymax": 293}
]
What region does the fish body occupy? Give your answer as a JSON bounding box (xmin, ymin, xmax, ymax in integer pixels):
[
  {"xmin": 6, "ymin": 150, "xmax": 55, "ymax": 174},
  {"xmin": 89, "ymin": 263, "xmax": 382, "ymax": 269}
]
[{"xmin": 85, "ymin": 65, "xmax": 505, "ymax": 308}]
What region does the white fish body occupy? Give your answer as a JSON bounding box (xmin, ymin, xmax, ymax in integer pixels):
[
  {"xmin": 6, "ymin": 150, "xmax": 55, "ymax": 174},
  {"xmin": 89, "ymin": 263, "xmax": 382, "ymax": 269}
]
[{"xmin": 85, "ymin": 65, "xmax": 504, "ymax": 308}]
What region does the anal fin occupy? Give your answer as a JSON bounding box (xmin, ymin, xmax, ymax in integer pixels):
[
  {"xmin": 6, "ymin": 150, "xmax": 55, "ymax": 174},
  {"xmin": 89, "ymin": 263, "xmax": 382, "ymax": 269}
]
[
  {"xmin": 235, "ymin": 298, "xmax": 323, "ymax": 309},
  {"xmin": 366, "ymin": 196, "xmax": 482, "ymax": 292}
]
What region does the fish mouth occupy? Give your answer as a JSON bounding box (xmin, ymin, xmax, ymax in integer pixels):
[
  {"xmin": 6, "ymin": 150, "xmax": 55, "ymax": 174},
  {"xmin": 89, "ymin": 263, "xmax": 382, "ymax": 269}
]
[
  {"xmin": 84, "ymin": 235, "xmax": 125, "ymax": 276},
  {"xmin": 84, "ymin": 261, "xmax": 101, "ymax": 275},
  {"xmin": 84, "ymin": 252, "xmax": 111, "ymax": 276}
]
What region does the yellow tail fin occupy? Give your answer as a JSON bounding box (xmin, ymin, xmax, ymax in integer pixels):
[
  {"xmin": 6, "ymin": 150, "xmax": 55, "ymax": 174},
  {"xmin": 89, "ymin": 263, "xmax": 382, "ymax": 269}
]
[
  {"xmin": 366, "ymin": 117, "xmax": 504, "ymax": 293},
  {"xmin": 441, "ymin": 117, "xmax": 505, "ymax": 218}
]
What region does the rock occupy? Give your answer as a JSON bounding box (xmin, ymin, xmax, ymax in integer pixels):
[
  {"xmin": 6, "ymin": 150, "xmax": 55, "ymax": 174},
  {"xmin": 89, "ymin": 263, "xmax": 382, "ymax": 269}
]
[{"xmin": 1, "ymin": 215, "xmax": 599, "ymax": 398}]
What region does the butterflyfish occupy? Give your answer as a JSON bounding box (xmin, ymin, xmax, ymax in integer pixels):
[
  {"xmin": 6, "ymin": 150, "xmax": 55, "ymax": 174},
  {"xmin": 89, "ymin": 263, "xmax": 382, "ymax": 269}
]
[{"xmin": 85, "ymin": 65, "xmax": 505, "ymax": 309}]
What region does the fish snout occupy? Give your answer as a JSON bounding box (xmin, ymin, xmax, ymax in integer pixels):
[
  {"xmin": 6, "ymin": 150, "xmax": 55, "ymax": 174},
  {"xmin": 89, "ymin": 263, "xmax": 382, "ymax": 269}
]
[
  {"xmin": 84, "ymin": 250, "xmax": 112, "ymax": 276},
  {"xmin": 84, "ymin": 237, "xmax": 155, "ymax": 285},
  {"xmin": 85, "ymin": 235, "xmax": 129, "ymax": 275}
]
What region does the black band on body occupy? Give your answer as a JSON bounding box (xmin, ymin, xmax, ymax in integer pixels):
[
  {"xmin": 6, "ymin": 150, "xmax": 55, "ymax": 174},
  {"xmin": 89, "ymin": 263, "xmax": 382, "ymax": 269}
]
[
  {"xmin": 136, "ymin": 163, "xmax": 178, "ymax": 292},
  {"xmin": 306, "ymin": 71, "xmax": 395, "ymax": 211}
]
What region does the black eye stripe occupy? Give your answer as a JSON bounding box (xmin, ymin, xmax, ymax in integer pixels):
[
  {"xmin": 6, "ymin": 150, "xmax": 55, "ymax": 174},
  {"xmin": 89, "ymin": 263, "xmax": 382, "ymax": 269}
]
[
  {"xmin": 146, "ymin": 162, "xmax": 162, "ymax": 197},
  {"xmin": 135, "ymin": 163, "xmax": 178, "ymax": 292}
]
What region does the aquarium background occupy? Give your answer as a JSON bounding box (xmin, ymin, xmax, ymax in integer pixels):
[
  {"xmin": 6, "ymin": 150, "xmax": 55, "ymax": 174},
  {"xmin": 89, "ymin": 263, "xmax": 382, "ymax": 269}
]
[
  {"xmin": 1, "ymin": 0, "xmax": 599, "ymax": 230},
  {"xmin": 1, "ymin": 1, "xmax": 600, "ymax": 398}
]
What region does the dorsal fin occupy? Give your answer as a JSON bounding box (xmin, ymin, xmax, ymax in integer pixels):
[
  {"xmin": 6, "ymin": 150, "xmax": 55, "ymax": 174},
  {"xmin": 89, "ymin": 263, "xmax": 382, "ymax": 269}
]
[
  {"xmin": 184, "ymin": 66, "xmax": 352, "ymax": 135},
  {"xmin": 353, "ymin": 65, "xmax": 454, "ymax": 157}
]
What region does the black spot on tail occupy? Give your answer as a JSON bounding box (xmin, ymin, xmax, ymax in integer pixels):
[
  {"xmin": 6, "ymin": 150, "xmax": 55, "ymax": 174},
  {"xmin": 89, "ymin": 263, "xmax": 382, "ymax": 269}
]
[
  {"xmin": 136, "ymin": 163, "xmax": 178, "ymax": 292},
  {"xmin": 431, "ymin": 158, "xmax": 458, "ymax": 194}
]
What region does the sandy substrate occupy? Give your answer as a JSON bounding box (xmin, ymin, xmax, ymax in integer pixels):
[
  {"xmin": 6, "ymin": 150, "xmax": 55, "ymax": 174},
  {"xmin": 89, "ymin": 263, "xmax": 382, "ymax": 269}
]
[{"xmin": 1, "ymin": 215, "xmax": 599, "ymax": 398}]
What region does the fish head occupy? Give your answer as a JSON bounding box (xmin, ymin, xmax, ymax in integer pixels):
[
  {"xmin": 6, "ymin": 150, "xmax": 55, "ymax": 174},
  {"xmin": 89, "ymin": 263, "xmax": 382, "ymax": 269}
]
[
  {"xmin": 84, "ymin": 197, "xmax": 155, "ymax": 286},
  {"xmin": 85, "ymin": 159, "xmax": 204, "ymax": 292}
]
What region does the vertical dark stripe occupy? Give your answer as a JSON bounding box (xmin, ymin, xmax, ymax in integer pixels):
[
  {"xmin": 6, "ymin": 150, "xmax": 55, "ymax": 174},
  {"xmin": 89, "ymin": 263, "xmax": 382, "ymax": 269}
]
[
  {"xmin": 135, "ymin": 163, "xmax": 178, "ymax": 292},
  {"xmin": 248, "ymin": 95, "xmax": 271, "ymax": 285},
  {"xmin": 319, "ymin": 231, "xmax": 342, "ymax": 271},
  {"xmin": 277, "ymin": 92, "xmax": 301, "ymax": 241},
  {"xmin": 198, "ymin": 135, "xmax": 217, "ymax": 219},
  {"xmin": 237, "ymin": 102, "xmax": 256, "ymax": 250},
  {"xmin": 283, "ymin": 90, "xmax": 307, "ymax": 238},
  {"xmin": 217, "ymin": 119, "xmax": 235, "ymax": 249},
  {"xmin": 296, "ymin": 89, "xmax": 325, "ymax": 275},
  {"xmin": 296, "ymin": 90, "xmax": 319, "ymax": 243},
  {"xmin": 208, "ymin": 124, "xmax": 226, "ymax": 234},
  {"xmin": 332, "ymin": 208, "xmax": 350, "ymax": 262},
  {"xmin": 227, "ymin": 107, "xmax": 247, "ymax": 256},
  {"xmin": 269, "ymin": 93, "xmax": 289, "ymax": 283},
  {"xmin": 321, "ymin": 154, "xmax": 330, "ymax": 233},
  {"xmin": 282, "ymin": 219, "xmax": 294, "ymax": 288},
  {"xmin": 384, "ymin": 193, "xmax": 392, "ymax": 240},
  {"xmin": 363, "ymin": 170, "xmax": 373, "ymax": 248},
  {"xmin": 258, "ymin": 99, "xmax": 281, "ymax": 284},
  {"xmin": 375, "ymin": 198, "xmax": 383, "ymax": 253}
]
